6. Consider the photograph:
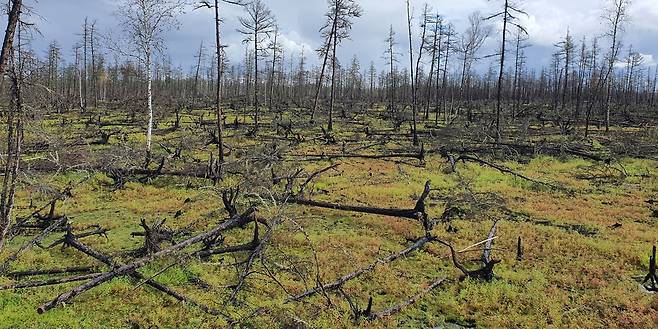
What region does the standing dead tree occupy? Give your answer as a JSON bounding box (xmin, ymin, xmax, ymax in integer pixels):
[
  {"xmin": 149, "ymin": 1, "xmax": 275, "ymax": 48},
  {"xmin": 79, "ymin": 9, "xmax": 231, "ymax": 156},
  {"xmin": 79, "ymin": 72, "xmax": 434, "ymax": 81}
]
[
  {"xmin": 0, "ymin": 0, "xmax": 24, "ymax": 252},
  {"xmin": 197, "ymin": 0, "xmax": 246, "ymax": 181},
  {"xmin": 267, "ymin": 25, "xmax": 282, "ymax": 114},
  {"xmin": 237, "ymin": 0, "xmax": 276, "ymax": 133},
  {"xmin": 511, "ymin": 25, "xmax": 529, "ymax": 119},
  {"xmin": 405, "ymin": 0, "xmax": 419, "ymax": 146},
  {"xmin": 412, "ymin": 4, "xmax": 429, "ymax": 123},
  {"xmin": 424, "ymin": 13, "xmax": 442, "ymax": 122},
  {"xmin": 440, "ymin": 23, "xmax": 455, "ymax": 124},
  {"xmin": 602, "ymin": 0, "xmax": 630, "ymax": 132},
  {"xmin": 322, "ymin": 0, "xmax": 362, "ymax": 131},
  {"xmin": 485, "ymin": 0, "xmax": 527, "ymax": 142},
  {"xmin": 458, "ymin": 12, "xmax": 491, "ymax": 121},
  {"xmin": 642, "ymin": 245, "xmax": 658, "ymax": 291},
  {"xmin": 383, "ymin": 25, "xmax": 399, "ymax": 117}
]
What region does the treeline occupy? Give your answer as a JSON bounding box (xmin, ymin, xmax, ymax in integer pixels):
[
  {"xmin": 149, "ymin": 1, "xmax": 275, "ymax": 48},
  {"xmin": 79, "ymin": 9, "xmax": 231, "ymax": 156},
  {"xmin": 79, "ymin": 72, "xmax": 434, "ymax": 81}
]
[{"xmin": 5, "ymin": 0, "xmax": 658, "ymax": 135}]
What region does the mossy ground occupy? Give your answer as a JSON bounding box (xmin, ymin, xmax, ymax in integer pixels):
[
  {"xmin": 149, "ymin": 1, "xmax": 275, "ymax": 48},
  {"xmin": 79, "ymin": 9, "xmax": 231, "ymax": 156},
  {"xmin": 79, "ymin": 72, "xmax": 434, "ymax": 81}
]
[{"xmin": 1, "ymin": 107, "xmax": 657, "ymax": 328}]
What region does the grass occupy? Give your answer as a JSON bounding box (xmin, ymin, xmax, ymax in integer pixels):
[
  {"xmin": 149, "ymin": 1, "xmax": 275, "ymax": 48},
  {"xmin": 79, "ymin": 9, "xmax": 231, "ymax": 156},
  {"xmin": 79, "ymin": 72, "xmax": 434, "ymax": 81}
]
[{"xmin": 1, "ymin": 107, "xmax": 657, "ymax": 328}]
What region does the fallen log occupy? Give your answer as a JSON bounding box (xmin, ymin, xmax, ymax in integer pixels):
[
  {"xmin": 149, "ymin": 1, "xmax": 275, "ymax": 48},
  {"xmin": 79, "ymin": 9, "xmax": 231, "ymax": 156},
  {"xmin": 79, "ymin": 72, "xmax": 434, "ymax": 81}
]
[
  {"xmin": 6, "ymin": 266, "xmax": 97, "ymax": 278},
  {"xmin": 45, "ymin": 227, "xmax": 109, "ymax": 249},
  {"xmin": 38, "ymin": 208, "xmax": 256, "ymax": 313},
  {"xmin": 59, "ymin": 233, "xmax": 225, "ymax": 317},
  {"xmin": 286, "ymin": 147, "xmax": 425, "ymax": 164},
  {"xmin": 366, "ymin": 277, "xmax": 446, "ymax": 320},
  {"xmin": 1, "ymin": 216, "xmax": 68, "ymax": 273},
  {"xmin": 1, "ymin": 273, "xmax": 103, "ymax": 290},
  {"xmin": 287, "ymin": 181, "xmax": 432, "ymax": 229},
  {"xmin": 196, "ymin": 220, "xmax": 260, "ymax": 259},
  {"xmin": 288, "ymin": 235, "xmax": 434, "ymax": 302},
  {"xmin": 454, "ymin": 155, "xmax": 571, "ymax": 193}
]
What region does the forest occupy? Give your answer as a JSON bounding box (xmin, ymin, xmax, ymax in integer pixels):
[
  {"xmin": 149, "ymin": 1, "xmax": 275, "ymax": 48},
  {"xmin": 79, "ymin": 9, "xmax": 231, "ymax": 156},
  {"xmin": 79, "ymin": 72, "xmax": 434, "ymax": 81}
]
[{"xmin": 0, "ymin": 0, "xmax": 657, "ymax": 328}]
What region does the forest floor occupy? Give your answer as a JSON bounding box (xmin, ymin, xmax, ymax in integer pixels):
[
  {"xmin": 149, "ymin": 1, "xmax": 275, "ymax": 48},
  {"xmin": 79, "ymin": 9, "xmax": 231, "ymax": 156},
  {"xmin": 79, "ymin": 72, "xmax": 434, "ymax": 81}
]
[{"xmin": 1, "ymin": 106, "xmax": 657, "ymax": 328}]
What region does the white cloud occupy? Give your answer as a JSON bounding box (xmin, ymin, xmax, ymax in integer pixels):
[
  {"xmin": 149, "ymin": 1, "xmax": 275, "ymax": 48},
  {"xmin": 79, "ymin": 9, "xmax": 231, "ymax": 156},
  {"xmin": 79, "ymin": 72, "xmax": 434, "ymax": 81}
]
[
  {"xmin": 613, "ymin": 53, "xmax": 657, "ymax": 69},
  {"xmin": 278, "ymin": 31, "xmax": 315, "ymax": 58},
  {"xmin": 640, "ymin": 53, "xmax": 657, "ymax": 67},
  {"xmin": 519, "ymin": 0, "xmax": 602, "ymax": 47},
  {"xmin": 26, "ymin": 0, "xmax": 658, "ymax": 72}
]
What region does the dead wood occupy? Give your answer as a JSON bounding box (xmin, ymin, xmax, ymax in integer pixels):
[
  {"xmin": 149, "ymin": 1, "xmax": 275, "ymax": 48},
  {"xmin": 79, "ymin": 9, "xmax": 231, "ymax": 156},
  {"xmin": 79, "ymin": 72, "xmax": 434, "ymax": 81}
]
[
  {"xmin": 482, "ymin": 220, "xmax": 499, "ymax": 265},
  {"xmin": 1, "ymin": 273, "xmax": 103, "ymax": 290},
  {"xmin": 366, "ymin": 277, "xmax": 446, "ymax": 320},
  {"xmin": 38, "ymin": 208, "xmax": 256, "ymax": 313},
  {"xmin": 228, "ymin": 219, "xmax": 276, "ymax": 303},
  {"xmin": 453, "ymin": 154, "xmax": 571, "ymax": 193},
  {"xmin": 131, "ymin": 219, "xmax": 175, "ymax": 256},
  {"xmin": 643, "ymin": 245, "xmax": 658, "ymax": 292},
  {"xmin": 503, "ymin": 208, "xmax": 598, "ymax": 236},
  {"xmin": 288, "ymin": 235, "xmax": 434, "ymax": 302},
  {"xmin": 296, "ymin": 163, "xmax": 341, "ymax": 197},
  {"xmin": 54, "ymin": 232, "xmax": 226, "ymax": 317},
  {"xmin": 45, "ymin": 227, "xmax": 109, "ymax": 249},
  {"xmin": 8, "ymin": 181, "xmax": 81, "ymax": 239},
  {"xmin": 6, "ymin": 266, "xmax": 97, "ymax": 278},
  {"xmin": 1, "ymin": 216, "xmax": 68, "ymax": 274},
  {"xmin": 287, "ymin": 181, "xmax": 432, "ymax": 230},
  {"xmin": 197, "ymin": 219, "xmax": 260, "ymax": 259},
  {"xmin": 105, "ymin": 156, "xmax": 166, "ymax": 188},
  {"xmin": 287, "ymin": 148, "xmax": 425, "ymax": 165},
  {"xmin": 434, "ymin": 237, "xmax": 500, "ymax": 281},
  {"xmin": 488, "ymin": 141, "xmax": 610, "ymax": 163},
  {"xmin": 222, "ymin": 187, "xmax": 240, "ymax": 217}
]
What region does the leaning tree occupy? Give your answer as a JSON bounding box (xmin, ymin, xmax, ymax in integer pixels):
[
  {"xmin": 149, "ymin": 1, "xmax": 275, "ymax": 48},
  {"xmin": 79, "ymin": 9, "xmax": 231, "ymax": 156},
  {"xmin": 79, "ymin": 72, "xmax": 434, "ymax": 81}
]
[{"xmin": 313, "ymin": 0, "xmax": 362, "ymax": 131}]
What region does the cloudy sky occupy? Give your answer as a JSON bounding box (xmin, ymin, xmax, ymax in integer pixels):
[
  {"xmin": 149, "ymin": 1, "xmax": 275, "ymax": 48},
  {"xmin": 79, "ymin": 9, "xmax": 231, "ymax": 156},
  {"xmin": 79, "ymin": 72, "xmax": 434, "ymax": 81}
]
[{"xmin": 16, "ymin": 0, "xmax": 658, "ymax": 74}]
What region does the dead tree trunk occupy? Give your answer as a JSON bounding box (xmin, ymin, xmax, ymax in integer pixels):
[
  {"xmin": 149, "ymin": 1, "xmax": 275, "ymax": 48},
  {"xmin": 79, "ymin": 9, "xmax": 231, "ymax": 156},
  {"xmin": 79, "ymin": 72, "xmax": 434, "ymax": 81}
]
[
  {"xmin": 0, "ymin": 0, "xmax": 24, "ymax": 251},
  {"xmin": 38, "ymin": 208, "xmax": 256, "ymax": 313}
]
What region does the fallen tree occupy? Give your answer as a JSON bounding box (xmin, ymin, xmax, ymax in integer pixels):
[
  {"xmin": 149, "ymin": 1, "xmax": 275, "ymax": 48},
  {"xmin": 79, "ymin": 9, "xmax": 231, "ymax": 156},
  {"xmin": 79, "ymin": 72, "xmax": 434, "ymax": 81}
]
[
  {"xmin": 37, "ymin": 208, "xmax": 257, "ymax": 314},
  {"xmin": 287, "ymin": 181, "xmax": 432, "ymax": 230}
]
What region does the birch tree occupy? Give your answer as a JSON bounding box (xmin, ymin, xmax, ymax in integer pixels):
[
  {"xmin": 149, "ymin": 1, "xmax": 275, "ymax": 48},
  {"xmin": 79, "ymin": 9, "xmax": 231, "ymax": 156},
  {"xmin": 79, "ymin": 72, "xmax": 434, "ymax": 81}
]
[{"xmin": 113, "ymin": 0, "xmax": 187, "ymax": 164}]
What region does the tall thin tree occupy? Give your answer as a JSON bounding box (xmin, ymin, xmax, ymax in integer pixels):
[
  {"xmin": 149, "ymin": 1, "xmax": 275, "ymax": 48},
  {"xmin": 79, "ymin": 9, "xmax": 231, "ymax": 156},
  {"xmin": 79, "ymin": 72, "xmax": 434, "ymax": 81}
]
[{"xmin": 238, "ymin": 0, "xmax": 276, "ymax": 132}]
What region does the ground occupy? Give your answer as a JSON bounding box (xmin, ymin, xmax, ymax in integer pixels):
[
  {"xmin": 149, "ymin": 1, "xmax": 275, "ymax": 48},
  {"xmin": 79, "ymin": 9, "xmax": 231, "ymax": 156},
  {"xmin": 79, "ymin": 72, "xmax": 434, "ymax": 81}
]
[{"xmin": 1, "ymin": 106, "xmax": 657, "ymax": 328}]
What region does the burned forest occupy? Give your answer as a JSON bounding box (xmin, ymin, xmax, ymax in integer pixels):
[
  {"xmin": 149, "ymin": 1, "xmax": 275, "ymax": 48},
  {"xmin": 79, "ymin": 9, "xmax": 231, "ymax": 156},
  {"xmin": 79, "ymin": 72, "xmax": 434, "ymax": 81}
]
[{"xmin": 1, "ymin": 0, "xmax": 658, "ymax": 328}]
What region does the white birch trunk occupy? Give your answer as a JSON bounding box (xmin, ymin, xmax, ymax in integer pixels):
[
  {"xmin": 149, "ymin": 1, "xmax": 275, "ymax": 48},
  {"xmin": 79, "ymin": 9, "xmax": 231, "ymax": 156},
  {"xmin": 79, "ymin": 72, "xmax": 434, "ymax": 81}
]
[{"xmin": 146, "ymin": 50, "xmax": 153, "ymax": 157}]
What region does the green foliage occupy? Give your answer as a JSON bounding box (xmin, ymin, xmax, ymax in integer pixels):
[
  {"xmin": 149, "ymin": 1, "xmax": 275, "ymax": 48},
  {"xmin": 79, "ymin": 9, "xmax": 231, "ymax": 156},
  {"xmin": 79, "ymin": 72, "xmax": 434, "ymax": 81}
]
[{"xmin": 2, "ymin": 108, "xmax": 658, "ymax": 328}]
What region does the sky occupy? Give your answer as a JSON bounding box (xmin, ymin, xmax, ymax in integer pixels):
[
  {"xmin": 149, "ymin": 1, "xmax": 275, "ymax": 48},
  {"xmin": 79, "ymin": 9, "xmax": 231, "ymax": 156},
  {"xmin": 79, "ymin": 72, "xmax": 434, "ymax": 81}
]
[{"xmin": 13, "ymin": 0, "xmax": 658, "ymax": 75}]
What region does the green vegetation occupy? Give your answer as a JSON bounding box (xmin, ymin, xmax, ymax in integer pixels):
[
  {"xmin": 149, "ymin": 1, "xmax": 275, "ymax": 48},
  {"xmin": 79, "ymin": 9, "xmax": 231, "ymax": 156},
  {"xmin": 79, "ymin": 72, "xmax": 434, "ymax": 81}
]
[{"xmin": 1, "ymin": 106, "xmax": 657, "ymax": 329}]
